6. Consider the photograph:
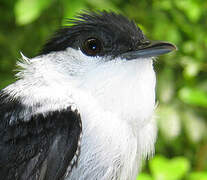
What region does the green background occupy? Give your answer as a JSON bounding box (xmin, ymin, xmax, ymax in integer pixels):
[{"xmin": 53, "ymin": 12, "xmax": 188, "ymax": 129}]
[{"xmin": 0, "ymin": 0, "xmax": 207, "ymax": 179}]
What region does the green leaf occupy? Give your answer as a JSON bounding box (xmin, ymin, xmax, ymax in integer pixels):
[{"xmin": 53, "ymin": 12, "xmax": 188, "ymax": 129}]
[
  {"xmin": 180, "ymin": 56, "xmax": 201, "ymax": 78},
  {"xmin": 62, "ymin": 0, "xmax": 119, "ymax": 25},
  {"xmin": 178, "ymin": 87, "xmax": 207, "ymax": 107},
  {"xmin": 137, "ymin": 173, "xmax": 153, "ymax": 180},
  {"xmin": 175, "ymin": 0, "xmax": 202, "ymax": 22},
  {"xmin": 149, "ymin": 155, "xmax": 190, "ymax": 180},
  {"xmin": 0, "ymin": 74, "xmax": 15, "ymax": 89},
  {"xmin": 15, "ymin": 0, "xmax": 51, "ymax": 25},
  {"xmin": 62, "ymin": 0, "xmax": 87, "ymax": 24},
  {"xmin": 85, "ymin": 0, "xmax": 119, "ymax": 12},
  {"xmin": 188, "ymin": 172, "xmax": 207, "ymax": 180},
  {"xmin": 153, "ymin": 0, "xmax": 172, "ymax": 11}
]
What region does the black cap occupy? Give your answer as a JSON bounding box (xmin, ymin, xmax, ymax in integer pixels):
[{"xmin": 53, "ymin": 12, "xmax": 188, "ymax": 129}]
[{"xmin": 40, "ymin": 11, "xmax": 176, "ymax": 59}]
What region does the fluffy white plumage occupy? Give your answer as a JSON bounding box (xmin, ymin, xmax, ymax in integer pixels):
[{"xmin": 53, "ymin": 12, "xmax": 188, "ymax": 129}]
[{"xmin": 5, "ymin": 47, "xmax": 157, "ymax": 179}]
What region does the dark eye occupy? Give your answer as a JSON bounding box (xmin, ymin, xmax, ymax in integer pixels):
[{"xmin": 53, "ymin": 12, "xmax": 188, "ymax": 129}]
[{"xmin": 82, "ymin": 38, "xmax": 102, "ymax": 56}]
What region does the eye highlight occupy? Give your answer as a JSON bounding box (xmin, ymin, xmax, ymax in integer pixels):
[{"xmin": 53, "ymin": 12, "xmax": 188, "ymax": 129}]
[{"xmin": 81, "ymin": 38, "xmax": 102, "ymax": 56}]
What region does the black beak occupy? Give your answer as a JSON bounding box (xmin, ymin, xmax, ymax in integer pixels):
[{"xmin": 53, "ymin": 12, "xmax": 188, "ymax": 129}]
[{"xmin": 121, "ymin": 41, "xmax": 177, "ymax": 60}]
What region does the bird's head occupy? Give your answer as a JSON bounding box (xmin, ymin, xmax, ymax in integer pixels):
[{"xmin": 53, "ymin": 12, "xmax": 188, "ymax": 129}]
[
  {"xmin": 38, "ymin": 11, "xmax": 176, "ymax": 80},
  {"xmin": 42, "ymin": 11, "xmax": 176, "ymax": 59},
  {"xmin": 15, "ymin": 11, "xmax": 176, "ymax": 105},
  {"xmin": 14, "ymin": 11, "xmax": 177, "ymax": 127}
]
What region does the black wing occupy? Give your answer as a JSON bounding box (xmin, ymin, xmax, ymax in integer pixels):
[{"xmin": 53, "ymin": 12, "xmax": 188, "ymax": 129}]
[{"xmin": 0, "ymin": 92, "xmax": 82, "ymax": 180}]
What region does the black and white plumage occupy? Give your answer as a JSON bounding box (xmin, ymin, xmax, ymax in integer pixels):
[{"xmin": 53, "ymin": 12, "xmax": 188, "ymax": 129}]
[
  {"xmin": 0, "ymin": 94, "xmax": 82, "ymax": 179},
  {"xmin": 0, "ymin": 11, "xmax": 176, "ymax": 180}
]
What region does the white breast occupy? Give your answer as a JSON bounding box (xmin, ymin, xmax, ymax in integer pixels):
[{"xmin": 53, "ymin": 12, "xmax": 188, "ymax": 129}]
[
  {"xmin": 6, "ymin": 51, "xmax": 157, "ymax": 180},
  {"xmin": 67, "ymin": 58, "xmax": 157, "ymax": 180}
]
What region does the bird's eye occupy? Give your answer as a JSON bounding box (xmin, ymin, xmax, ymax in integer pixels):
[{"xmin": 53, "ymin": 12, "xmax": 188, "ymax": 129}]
[{"xmin": 82, "ymin": 38, "xmax": 102, "ymax": 56}]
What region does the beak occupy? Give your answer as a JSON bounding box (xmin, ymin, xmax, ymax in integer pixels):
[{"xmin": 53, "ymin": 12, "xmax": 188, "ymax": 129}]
[{"xmin": 120, "ymin": 41, "xmax": 177, "ymax": 60}]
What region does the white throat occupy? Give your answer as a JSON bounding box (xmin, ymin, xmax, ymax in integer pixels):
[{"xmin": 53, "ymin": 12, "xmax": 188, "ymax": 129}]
[{"xmin": 80, "ymin": 56, "xmax": 156, "ymax": 128}]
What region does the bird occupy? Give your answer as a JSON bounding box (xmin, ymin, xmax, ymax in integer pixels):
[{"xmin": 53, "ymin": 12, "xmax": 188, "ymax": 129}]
[{"xmin": 0, "ymin": 11, "xmax": 176, "ymax": 180}]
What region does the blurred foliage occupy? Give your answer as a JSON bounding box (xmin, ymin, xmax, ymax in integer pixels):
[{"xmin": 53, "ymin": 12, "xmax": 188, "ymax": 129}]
[
  {"xmin": 0, "ymin": 0, "xmax": 207, "ymax": 179},
  {"xmin": 137, "ymin": 155, "xmax": 207, "ymax": 180}
]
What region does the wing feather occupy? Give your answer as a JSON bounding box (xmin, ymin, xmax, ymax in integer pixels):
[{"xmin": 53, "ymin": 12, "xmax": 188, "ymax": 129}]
[{"xmin": 0, "ymin": 91, "xmax": 82, "ymax": 180}]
